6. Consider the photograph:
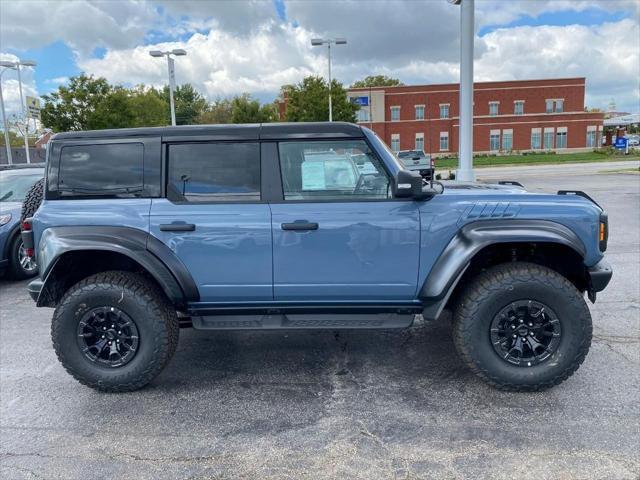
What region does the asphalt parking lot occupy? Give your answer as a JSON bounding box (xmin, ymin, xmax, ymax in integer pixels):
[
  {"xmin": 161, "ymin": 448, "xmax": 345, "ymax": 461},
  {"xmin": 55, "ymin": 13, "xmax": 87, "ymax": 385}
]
[{"xmin": 1, "ymin": 167, "xmax": 638, "ymax": 479}]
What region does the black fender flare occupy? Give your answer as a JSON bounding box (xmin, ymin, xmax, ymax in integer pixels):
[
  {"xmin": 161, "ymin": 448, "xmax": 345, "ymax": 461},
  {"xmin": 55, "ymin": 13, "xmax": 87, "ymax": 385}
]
[
  {"xmin": 419, "ymin": 219, "xmax": 586, "ymax": 318},
  {"xmin": 36, "ymin": 226, "xmax": 199, "ymax": 306}
]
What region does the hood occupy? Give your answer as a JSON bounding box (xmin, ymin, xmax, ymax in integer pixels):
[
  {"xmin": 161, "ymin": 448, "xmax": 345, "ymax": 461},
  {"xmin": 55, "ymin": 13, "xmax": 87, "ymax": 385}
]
[
  {"xmin": 440, "ymin": 181, "xmax": 528, "ymax": 196},
  {"xmin": 0, "ymin": 201, "xmax": 22, "ymax": 214}
]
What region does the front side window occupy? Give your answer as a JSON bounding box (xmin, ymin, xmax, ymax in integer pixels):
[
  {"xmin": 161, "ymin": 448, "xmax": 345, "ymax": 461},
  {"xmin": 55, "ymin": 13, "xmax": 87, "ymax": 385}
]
[
  {"xmin": 390, "ymin": 106, "xmax": 400, "ymax": 121},
  {"xmin": 167, "ymin": 142, "xmax": 260, "ymax": 202},
  {"xmin": 489, "ymin": 102, "xmax": 499, "ymax": 116},
  {"xmin": 439, "ymin": 132, "xmax": 449, "ymax": 151},
  {"xmin": 415, "ymin": 105, "xmax": 425, "ymax": 120},
  {"xmin": 439, "ymin": 104, "xmax": 449, "ymax": 119},
  {"xmin": 278, "ymin": 140, "xmax": 391, "ymax": 201},
  {"xmin": 490, "ymin": 131, "xmax": 501, "ymax": 151},
  {"xmin": 59, "ymin": 143, "xmax": 143, "ymax": 195}
]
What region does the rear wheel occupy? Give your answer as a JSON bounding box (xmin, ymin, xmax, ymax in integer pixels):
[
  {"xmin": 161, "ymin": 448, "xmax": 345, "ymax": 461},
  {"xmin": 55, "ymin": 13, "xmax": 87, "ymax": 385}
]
[
  {"xmin": 452, "ymin": 262, "xmax": 592, "ymax": 391},
  {"xmin": 51, "ymin": 271, "xmax": 179, "ymax": 392},
  {"xmin": 8, "ymin": 234, "xmax": 38, "ymax": 279}
]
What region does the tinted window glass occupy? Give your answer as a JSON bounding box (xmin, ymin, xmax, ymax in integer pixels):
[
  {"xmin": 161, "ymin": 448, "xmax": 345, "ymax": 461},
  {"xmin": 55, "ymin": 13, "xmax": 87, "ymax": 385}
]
[
  {"xmin": 59, "ymin": 143, "xmax": 143, "ymax": 195},
  {"xmin": 278, "ymin": 140, "xmax": 390, "ymax": 201},
  {"xmin": 168, "ymin": 143, "xmax": 260, "ymax": 202}
]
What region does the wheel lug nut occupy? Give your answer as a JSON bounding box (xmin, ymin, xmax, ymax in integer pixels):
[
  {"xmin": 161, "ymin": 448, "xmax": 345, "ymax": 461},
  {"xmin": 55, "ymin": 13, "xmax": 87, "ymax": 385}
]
[
  {"xmin": 511, "ymin": 325, "xmax": 516, "ymax": 329},
  {"xmin": 118, "ymin": 331, "xmax": 121, "ymax": 335},
  {"xmin": 111, "ymin": 324, "xmax": 115, "ymax": 328},
  {"xmin": 103, "ymin": 327, "xmax": 106, "ymax": 330},
  {"xmin": 528, "ymin": 323, "xmax": 533, "ymax": 327},
  {"xmin": 110, "ymin": 308, "xmax": 115, "ymax": 312},
  {"xmin": 513, "ymin": 334, "xmax": 517, "ymax": 338},
  {"xmin": 101, "ymin": 335, "xmax": 105, "ymax": 339},
  {"xmin": 519, "ymin": 319, "xmax": 523, "ymax": 323},
  {"xmin": 108, "ymin": 341, "xmax": 112, "ymax": 345}
]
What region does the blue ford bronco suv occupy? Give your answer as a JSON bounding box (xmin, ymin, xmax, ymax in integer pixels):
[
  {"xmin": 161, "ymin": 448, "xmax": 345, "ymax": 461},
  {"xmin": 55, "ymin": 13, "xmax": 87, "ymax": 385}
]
[{"xmin": 21, "ymin": 122, "xmax": 612, "ymax": 392}]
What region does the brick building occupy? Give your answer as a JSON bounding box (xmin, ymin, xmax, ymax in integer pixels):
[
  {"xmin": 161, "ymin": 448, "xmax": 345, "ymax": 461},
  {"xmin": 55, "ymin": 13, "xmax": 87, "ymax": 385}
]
[{"xmin": 347, "ymin": 77, "xmax": 604, "ymax": 156}]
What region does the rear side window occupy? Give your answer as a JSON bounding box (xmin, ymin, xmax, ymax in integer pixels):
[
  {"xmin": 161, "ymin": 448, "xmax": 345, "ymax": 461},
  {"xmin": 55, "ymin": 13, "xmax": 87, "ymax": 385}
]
[
  {"xmin": 167, "ymin": 142, "xmax": 260, "ymax": 202},
  {"xmin": 59, "ymin": 143, "xmax": 143, "ymax": 195}
]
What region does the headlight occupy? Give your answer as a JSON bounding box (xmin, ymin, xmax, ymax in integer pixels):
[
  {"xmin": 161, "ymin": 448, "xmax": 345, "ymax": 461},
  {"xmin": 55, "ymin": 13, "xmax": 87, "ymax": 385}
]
[{"xmin": 0, "ymin": 213, "xmax": 12, "ymax": 226}]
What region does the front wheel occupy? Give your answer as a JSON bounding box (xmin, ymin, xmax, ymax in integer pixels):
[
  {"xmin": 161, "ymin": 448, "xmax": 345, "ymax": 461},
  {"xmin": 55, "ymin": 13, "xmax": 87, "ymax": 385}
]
[
  {"xmin": 51, "ymin": 271, "xmax": 179, "ymax": 392},
  {"xmin": 453, "ymin": 262, "xmax": 592, "ymax": 391}
]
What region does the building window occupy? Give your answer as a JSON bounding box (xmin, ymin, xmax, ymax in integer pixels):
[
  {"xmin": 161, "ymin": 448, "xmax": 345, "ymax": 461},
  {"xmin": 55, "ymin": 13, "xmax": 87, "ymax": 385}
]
[
  {"xmin": 514, "ymin": 101, "xmax": 524, "ymax": 115},
  {"xmin": 439, "ymin": 104, "xmax": 449, "ymax": 119},
  {"xmin": 489, "ymin": 102, "xmax": 499, "ymax": 116},
  {"xmin": 356, "ymin": 109, "xmax": 369, "ymax": 122},
  {"xmin": 439, "ymin": 132, "xmax": 449, "ymax": 151},
  {"xmin": 556, "ymin": 127, "xmax": 568, "ymax": 148},
  {"xmin": 543, "ymin": 128, "xmax": 554, "ymax": 149},
  {"xmin": 546, "ymin": 99, "xmax": 564, "ymax": 113},
  {"xmin": 586, "ymin": 126, "xmax": 597, "ymax": 148},
  {"xmin": 415, "ymin": 105, "xmax": 425, "ymax": 120},
  {"xmin": 531, "ymin": 128, "xmax": 542, "ymax": 149},
  {"xmin": 415, "ymin": 133, "xmax": 424, "ymax": 152},
  {"xmin": 391, "ymin": 134, "xmax": 400, "ymax": 152},
  {"xmin": 390, "ymin": 106, "xmax": 400, "ymax": 121},
  {"xmin": 489, "ymin": 130, "xmax": 501, "ymax": 151},
  {"xmin": 502, "ymin": 129, "xmax": 513, "ymax": 150}
]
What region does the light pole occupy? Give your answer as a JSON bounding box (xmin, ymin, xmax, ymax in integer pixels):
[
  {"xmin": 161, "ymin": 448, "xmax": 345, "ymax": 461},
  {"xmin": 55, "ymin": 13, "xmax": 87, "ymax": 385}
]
[
  {"xmin": 149, "ymin": 49, "xmax": 187, "ymax": 126},
  {"xmin": 448, "ymin": 0, "xmax": 475, "ymax": 182},
  {"xmin": 0, "ymin": 59, "xmax": 36, "ymax": 164},
  {"xmin": 311, "ymin": 37, "xmax": 347, "ymax": 122},
  {"xmin": 0, "ymin": 65, "xmax": 17, "ymax": 165}
]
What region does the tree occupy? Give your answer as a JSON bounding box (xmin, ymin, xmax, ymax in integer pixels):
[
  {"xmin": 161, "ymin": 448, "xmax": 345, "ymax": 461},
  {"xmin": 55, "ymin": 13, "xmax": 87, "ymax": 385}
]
[
  {"xmin": 41, "ymin": 74, "xmax": 112, "ymax": 131},
  {"xmin": 129, "ymin": 86, "xmax": 168, "ymax": 127},
  {"xmin": 351, "ymin": 75, "xmax": 403, "ymax": 88},
  {"xmin": 195, "ymin": 98, "xmax": 233, "ymax": 124},
  {"xmin": 166, "ymin": 84, "xmax": 208, "ymax": 125},
  {"xmin": 230, "ymin": 94, "xmax": 278, "ymax": 123},
  {"xmin": 285, "ymin": 76, "xmax": 357, "ymax": 123}
]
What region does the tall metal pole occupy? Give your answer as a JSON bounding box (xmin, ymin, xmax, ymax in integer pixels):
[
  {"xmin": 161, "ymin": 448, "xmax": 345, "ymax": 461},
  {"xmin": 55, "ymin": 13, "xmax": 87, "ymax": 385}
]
[
  {"xmin": 167, "ymin": 55, "xmax": 177, "ymax": 126},
  {"xmin": 0, "ymin": 72, "xmax": 13, "ymax": 165},
  {"xmin": 456, "ymin": 0, "xmax": 475, "ymax": 182},
  {"xmin": 327, "ymin": 43, "xmax": 333, "ymax": 122},
  {"xmin": 16, "ymin": 65, "xmax": 31, "ymax": 164}
]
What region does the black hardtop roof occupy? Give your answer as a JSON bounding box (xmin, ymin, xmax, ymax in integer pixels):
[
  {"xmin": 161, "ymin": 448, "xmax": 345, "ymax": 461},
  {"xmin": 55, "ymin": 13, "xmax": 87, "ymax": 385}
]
[{"xmin": 51, "ymin": 122, "xmax": 365, "ymax": 142}]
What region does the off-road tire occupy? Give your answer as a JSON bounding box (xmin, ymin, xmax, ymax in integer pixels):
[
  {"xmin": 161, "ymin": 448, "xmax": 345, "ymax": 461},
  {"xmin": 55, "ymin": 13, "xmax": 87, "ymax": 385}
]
[
  {"xmin": 51, "ymin": 271, "xmax": 179, "ymax": 392},
  {"xmin": 7, "ymin": 234, "xmax": 37, "ymax": 279},
  {"xmin": 453, "ymin": 262, "xmax": 592, "ymax": 391},
  {"xmin": 20, "ymin": 177, "xmax": 44, "ymax": 221}
]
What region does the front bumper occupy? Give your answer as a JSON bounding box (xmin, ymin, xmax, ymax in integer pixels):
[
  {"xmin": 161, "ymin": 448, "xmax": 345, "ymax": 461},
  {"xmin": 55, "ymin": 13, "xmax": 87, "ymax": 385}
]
[
  {"xmin": 28, "ymin": 278, "xmax": 43, "ymax": 302},
  {"xmin": 587, "ymin": 259, "xmax": 613, "ymax": 300}
]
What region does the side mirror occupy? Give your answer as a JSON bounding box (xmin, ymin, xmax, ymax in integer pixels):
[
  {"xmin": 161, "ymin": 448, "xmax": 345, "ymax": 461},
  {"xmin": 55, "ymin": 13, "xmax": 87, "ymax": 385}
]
[{"xmin": 394, "ymin": 170, "xmax": 427, "ymax": 200}]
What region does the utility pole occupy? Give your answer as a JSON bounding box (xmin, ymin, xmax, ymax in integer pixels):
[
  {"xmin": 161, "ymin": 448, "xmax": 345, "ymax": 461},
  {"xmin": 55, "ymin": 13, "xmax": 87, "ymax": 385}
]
[
  {"xmin": 449, "ymin": 0, "xmax": 475, "ymax": 182},
  {"xmin": 0, "ymin": 66, "xmax": 15, "ymax": 165}
]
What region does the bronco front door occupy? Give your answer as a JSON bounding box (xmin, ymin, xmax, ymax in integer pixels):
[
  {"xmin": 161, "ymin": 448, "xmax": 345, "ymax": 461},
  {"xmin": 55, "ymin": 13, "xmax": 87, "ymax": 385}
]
[{"xmin": 270, "ymin": 139, "xmax": 420, "ymax": 301}]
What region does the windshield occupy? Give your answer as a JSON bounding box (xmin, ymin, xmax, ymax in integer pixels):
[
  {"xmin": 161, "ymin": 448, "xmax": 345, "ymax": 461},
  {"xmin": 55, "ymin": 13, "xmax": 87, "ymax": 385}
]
[{"xmin": 0, "ymin": 173, "xmax": 42, "ymax": 202}]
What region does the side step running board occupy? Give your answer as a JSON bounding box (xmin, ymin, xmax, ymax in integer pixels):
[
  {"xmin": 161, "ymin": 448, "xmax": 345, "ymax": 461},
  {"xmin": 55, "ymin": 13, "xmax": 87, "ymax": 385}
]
[{"xmin": 191, "ymin": 313, "xmax": 415, "ymax": 330}]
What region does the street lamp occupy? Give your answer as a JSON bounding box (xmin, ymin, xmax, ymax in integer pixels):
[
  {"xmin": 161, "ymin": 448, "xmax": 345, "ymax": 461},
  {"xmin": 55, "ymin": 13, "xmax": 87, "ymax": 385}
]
[
  {"xmin": 0, "ymin": 59, "xmax": 36, "ymax": 164},
  {"xmin": 0, "ymin": 65, "xmax": 17, "ymax": 164},
  {"xmin": 149, "ymin": 49, "xmax": 187, "ymax": 126},
  {"xmin": 448, "ymin": 0, "xmax": 475, "ymax": 182},
  {"xmin": 311, "ymin": 37, "xmax": 347, "ymax": 122}
]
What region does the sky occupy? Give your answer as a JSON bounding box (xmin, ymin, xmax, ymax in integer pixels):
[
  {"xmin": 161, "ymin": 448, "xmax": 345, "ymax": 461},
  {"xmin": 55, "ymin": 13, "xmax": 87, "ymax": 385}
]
[{"xmin": 0, "ymin": 0, "xmax": 638, "ymax": 119}]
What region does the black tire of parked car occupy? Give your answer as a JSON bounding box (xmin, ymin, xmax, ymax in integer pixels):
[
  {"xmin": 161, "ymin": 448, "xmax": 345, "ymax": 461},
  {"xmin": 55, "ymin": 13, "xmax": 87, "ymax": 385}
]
[
  {"xmin": 20, "ymin": 177, "xmax": 45, "ymax": 221},
  {"xmin": 453, "ymin": 262, "xmax": 592, "ymax": 391},
  {"xmin": 7, "ymin": 234, "xmax": 37, "ymax": 279},
  {"xmin": 51, "ymin": 271, "xmax": 180, "ymax": 392}
]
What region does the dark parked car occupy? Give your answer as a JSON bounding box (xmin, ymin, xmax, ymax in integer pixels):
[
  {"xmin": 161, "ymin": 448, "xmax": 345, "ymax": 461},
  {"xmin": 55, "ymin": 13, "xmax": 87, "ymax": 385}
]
[
  {"xmin": 0, "ymin": 165, "xmax": 44, "ymax": 279},
  {"xmin": 22, "ymin": 123, "xmax": 611, "ymax": 392}
]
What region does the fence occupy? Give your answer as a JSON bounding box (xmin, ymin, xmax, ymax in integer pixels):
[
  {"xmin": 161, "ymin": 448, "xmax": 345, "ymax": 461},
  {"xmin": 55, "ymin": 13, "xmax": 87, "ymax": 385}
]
[{"xmin": 0, "ymin": 148, "xmax": 47, "ymax": 165}]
